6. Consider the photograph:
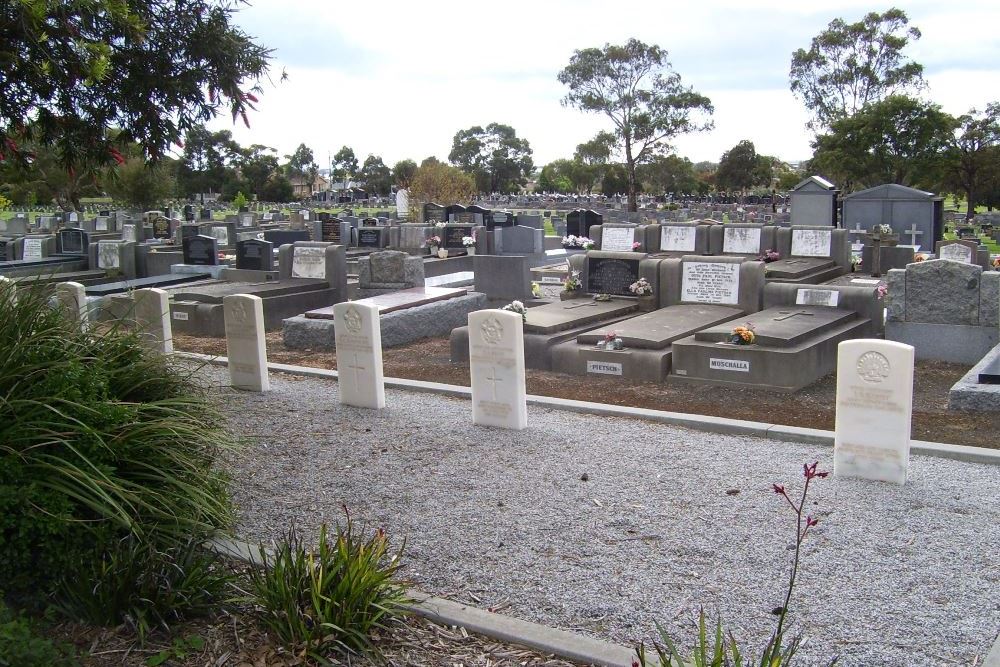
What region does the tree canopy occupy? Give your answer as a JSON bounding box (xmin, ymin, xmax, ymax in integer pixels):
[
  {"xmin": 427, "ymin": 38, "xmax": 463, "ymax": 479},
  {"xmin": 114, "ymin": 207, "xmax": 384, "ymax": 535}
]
[
  {"xmin": 0, "ymin": 0, "xmax": 271, "ymax": 171},
  {"xmin": 448, "ymin": 123, "xmax": 533, "ymax": 193},
  {"xmin": 715, "ymin": 140, "xmax": 775, "ymax": 192},
  {"xmin": 942, "ymin": 103, "xmax": 1000, "ymax": 218},
  {"xmin": 790, "ymin": 8, "xmax": 924, "ymax": 130},
  {"xmin": 558, "ymin": 38, "xmax": 713, "ymax": 211},
  {"xmin": 359, "ymin": 154, "xmax": 392, "ymax": 195},
  {"xmin": 409, "ymin": 161, "xmax": 476, "ymax": 211}
]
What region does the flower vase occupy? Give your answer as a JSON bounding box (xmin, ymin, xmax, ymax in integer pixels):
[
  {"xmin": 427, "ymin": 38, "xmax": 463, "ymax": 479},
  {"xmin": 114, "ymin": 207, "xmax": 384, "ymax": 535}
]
[
  {"xmin": 428, "ymin": 245, "xmax": 439, "ymax": 256},
  {"xmin": 560, "ymin": 289, "xmax": 585, "ymax": 301},
  {"xmin": 437, "ymin": 248, "xmax": 449, "ymax": 259},
  {"xmin": 638, "ymin": 295, "xmax": 656, "ymax": 312},
  {"xmin": 466, "ymin": 246, "xmax": 476, "ymax": 256}
]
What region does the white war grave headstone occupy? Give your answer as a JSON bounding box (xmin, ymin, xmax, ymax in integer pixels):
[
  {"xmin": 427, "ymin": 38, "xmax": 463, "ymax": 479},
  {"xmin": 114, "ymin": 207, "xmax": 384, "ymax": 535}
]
[
  {"xmin": 332, "ymin": 301, "xmax": 385, "ymax": 409},
  {"xmin": 291, "ymin": 246, "xmax": 326, "ymax": 279},
  {"xmin": 660, "ymin": 226, "xmax": 697, "ymax": 252},
  {"xmin": 680, "ymin": 262, "xmax": 740, "ymax": 305},
  {"xmin": 133, "ymin": 288, "xmax": 173, "ymax": 354},
  {"xmin": 834, "ymin": 339, "xmax": 914, "ymax": 484},
  {"xmin": 55, "ymin": 281, "xmax": 88, "ymax": 327},
  {"xmin": 223, "ymin": 294, "xmax": 269, "ymax": 391},
  {"xmin": 723, "ymin": 227, "xmax": 761, "ymax": 254},
  {"xmin": 468, "ymin": 309, "xmax": 527, "ymax": 430},
  {"xmin": 601, "ymin": 227, "xmax": 636, "ymax": 252}
]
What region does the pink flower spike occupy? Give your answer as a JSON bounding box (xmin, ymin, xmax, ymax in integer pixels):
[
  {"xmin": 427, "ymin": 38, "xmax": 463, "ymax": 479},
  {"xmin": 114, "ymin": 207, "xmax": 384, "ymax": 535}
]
[
  {"xmin": 772, "ymin": 483, "xmax": 786, "ymax": 496},
  {"xmin": 807, "ymin": 516, "xmax": 819, "ymax": 528}
]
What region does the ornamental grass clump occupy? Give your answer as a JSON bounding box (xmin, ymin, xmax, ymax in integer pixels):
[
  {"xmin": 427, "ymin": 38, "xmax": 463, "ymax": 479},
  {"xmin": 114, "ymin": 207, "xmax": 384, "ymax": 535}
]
[
  {"xmin": 247, "ymin": 513, "xmax": 407, "ymax": 661},
  {"xmin": 635, "ymin": 462, "xmax": 838, "ymax": 667},
  {"xmin": 0, "ymin": 282, "xmax": 232, "ymax": 622}
]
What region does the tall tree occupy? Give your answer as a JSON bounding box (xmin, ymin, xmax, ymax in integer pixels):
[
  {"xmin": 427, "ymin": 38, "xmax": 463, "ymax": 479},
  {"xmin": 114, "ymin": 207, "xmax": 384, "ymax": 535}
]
[
  {"xmin": 809, "ymin": 96, "xmax": 956, "ymax": 190},
  {"xmin": 790, "ymin": 8, "xmax": 924, "ymax": 130},
  {"xmin": 332, "ymin": 146, "xmax": 358, "ymax": 190},
  {"xmin": 392, "ymin": 159, "xmax": 418, "ymax": 188},
  {"xmin": 359, "ymin": 155, "xmax": 392, "ymax": 195},
  {"xmin": 177, "ymin": 126, "xmax": 241, "ymax": 197},
  {"xmin": 537, "ymin": 160, "xmax": 575, "ymax": 194},
  {"xmin": 409, "ymin": 162, "xmax": 476, "ymax": 211},
  {"xmin": 558, "ymin": 39, "xmax": 713, "ymax": 211},
  {"xmin": 637, "ymin": 154, "xmax": 698, "ymax": 195},
  {"xmin": 285, "ymin": 143, "xmax": 316, "ymax": 179},
  {"xmin": 105, "ymin": 158, "xmax": 178, "ymax": 210},
  {"xmin": 942, "ymin": 103, "xmax": 1000, "ymax": 218},
  {"xmin": 238, "ymin": 145, "xmax": 280, "ymax": 197},
  {"xmin": 0, "ymin": 0, "xmax": 270, "ymax": 170},
  {"xmin": 448, "ymin": 123, "xmax": 534, "ymax": 193},
  {"xmin": 715, "ymin": 140, "xmax": 762, "ymax": 193}
]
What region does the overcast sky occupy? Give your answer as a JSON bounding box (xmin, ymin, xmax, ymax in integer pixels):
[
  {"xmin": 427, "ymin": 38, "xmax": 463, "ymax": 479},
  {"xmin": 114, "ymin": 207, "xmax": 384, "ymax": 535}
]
[{"xmin": 207, "ymin": 0, "xmax": 1000, "ymax": 170}]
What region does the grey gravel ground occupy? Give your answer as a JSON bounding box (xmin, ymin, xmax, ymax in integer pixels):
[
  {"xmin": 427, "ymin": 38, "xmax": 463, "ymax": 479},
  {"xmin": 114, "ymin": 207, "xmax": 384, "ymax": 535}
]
[{"xmin": 202, "ymin": 364, "xmax": 1000, "ymax": 667}]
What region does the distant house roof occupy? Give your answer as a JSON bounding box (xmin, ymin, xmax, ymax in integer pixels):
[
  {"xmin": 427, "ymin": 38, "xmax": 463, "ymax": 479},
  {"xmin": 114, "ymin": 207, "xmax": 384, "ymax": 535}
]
[
  {"xmin": 792, "ymin": 175, "xmax": 836, "ymax": 192},
  {"xmin": 842, "ymin": 183, "xmax": 942, "ymax": 201}
]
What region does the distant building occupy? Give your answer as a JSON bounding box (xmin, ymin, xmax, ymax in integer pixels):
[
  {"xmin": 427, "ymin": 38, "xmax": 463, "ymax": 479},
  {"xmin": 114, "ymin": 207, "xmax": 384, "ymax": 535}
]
[{"xmin": 288, "ymin": 173, "xmax": 329, "ymax": 199}]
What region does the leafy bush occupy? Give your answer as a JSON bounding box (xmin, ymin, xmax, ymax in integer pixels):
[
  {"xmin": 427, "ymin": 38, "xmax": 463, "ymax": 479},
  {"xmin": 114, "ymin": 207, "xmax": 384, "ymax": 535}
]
[
  {"xmin": 248, "ymin": 515, "xmax": 407, "ymax": 660},
  {"xmin": 0, "ymin": 602, "xmax": 76, "ymax": 667},
  {"xmin": 0, "ymin": 282, "xmax": 231, "ymax": 617},
  {"xmin": 57, "ymin": 536, "xmax": 232, "ymax": 643}
]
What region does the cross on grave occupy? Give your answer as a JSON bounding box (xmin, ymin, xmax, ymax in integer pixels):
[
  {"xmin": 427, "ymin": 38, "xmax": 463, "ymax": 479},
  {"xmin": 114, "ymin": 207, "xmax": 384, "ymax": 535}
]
[
  {"xmin": 903, "ymin": 223, "xmax": 924, "ymax": 247},
  {"xmin": 774, "ymin": 310, "xmax": 815, "ymax": 322},
  {"xmin": 848, "ymin": 222, "xmax": 866, "ymax": 238},
  {"xmin": 485, "ymin": 366, "xmax": 503, "ymax": 400},
  {"xmin": 345, "ymin": 353, "xmax": 366, "ymax": 385},
  {"xmin": 562, "ymin": 301, "xmax": 600, "ymax": 310},
  {"xmin": 784, "ymin": 259, "xmax": 810, "ymax": 266}
]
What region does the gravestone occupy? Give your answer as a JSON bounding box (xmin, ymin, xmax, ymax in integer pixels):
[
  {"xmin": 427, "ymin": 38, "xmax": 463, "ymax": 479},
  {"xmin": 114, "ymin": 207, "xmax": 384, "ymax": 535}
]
[
  {"xmin": 680, "ymin": 261, "xmax": 740, "ymax": 304},
  {"xmin": 96, "ymin": 241, "xmax": 122, "ymax": 270},
  {"xmin": 935, "ymin": 239, "xmax": 989, "ymax": 268},
  {"xmin": 656, "ymin": 223, "xmax": 706, "ymax": 254},
  {"xmin": 489, "ymin": 210, "xmax": 514, "ymax": 230},
  {"xmin": 121, "ymin": 222, "xmax": 141, "ymax": 243},
  {"xmin": 321, "ymin": 216, "xmax": 343, "ymax": 243},
  {"xmin": 497, "ymin": 226, "xmax": 543, "ymax": 254},
  {"xmin": 291, "ymin": 245, "xmax": 326, "ymax": 278},
  {"xmin": 21, "ymin": 237, "xmax": 47, "ymax": 260},
  {"xmin": 133, "ymin": 288, "xmax": 173, "ymax": 354},
  {"xmin": 444, "ymin": 225, "xmax": 475, "ymax": 249},
  {"xmin": 263, "ymin": 229, "xmax": 310, "ymax": 246},
  {"xmin": 151, "ymin": 216, "xmax": 172, "ymax": 240},
  {"xmin": 55, "ymin": 282, "xmax": 88, "ymax": 325},
  {"xmin": 332, "ymin": 302, "xmax": 385, "ymax": 409},
  {"xmin": 183, "ymin": 235, "xmax": 219, "ymax": 266},
  {"xmin": 361, "ymin": 217, "xmax": 379, "ymax": 227},
  {"xmin": 587, "ymin": 256, "xmax": 641, "ymax": 296},
  {"xmin": 424, "ymin": 202, "xmax": 446, "ymax": 223},
  {"xmin": 601, "ymin": 226, "xmax": 636, "ymax": 252},
  {"xmin": 516, "ymin": 214, "xmax": 543, "ymax": 229},
  {"xmin": 236, "ymin": 239, "xmax": 274, "ymax": 271},
  {"xmin": 790, "ymin": 175, "xmax": 838, "ymax": 226},
  {"xmin": 58, "ymin": 228, "xmax": 88, "ymax": 255},
  {"xmin": 223, "ymin": 294, "xmax": 269, "ymax": 391},
  {"xmin": 445, "ymin": 204, "xmax": 467, "ymax": 222},
  {"xmin": 357, "ymin": 227, "xmax": 387, "ymax": 249},
  {"xmin": 834, "ymin": 339, "xmax": 914, "ymax": 484},
  {"xmin": 566, "ymin": 209, "xmax": 602, "ymax": 237},
  {"xmin": 468, "ymin": 309, "xmax": 527, "ymax": 430}
]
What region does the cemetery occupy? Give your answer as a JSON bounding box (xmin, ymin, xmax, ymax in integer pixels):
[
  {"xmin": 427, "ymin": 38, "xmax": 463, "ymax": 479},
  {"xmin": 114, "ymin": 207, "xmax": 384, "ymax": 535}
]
[{"xmin": 2, "ymin": 4, "xmax": 1000, "ymax": 663}]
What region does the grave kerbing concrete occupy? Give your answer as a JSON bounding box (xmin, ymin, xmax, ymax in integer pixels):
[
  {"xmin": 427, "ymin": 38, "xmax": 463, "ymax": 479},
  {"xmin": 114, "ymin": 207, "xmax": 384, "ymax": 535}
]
[{"xmin": 175, "ymin": 352, "xmax": 1000, "ymax": 466}]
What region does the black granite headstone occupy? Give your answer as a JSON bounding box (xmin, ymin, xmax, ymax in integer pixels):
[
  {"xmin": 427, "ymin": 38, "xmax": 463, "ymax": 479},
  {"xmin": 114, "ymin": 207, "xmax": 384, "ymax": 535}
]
[
  {"xmin": 444, "ymin": 225, "xmax": 474, "ymax": 249},
  {"xmin": 361, "ymin": 217, "xmax": 379, "ymax": 227},
  {"xmin": 200, "ymin": 208, "xmax": 213, "ymax": 221},
  {"xmin": 424, "ymin": 202, "xmax": 446, "ymax": 223},
  {"xmin": 488, "ymin": 210, "xmax": 513, "ymax": 230},
  {"xmin": 263, "ymin": 229, "xmax": 311, "ymax": 246},
  {"xmin": 152, "ymin": 217, "xmax": 172, "ymax": 239},
  {"xmin": 445, "ymin": 204, "xmax": 467, "ymax": 222},
  {"xmin": 566, "ymin": 209, "xmax": 603, "ymax": 237},
  {"xmin": 587, "ymin": 257, "xmax": 640, "ymax": 296},
  {"xmin": 58, "ymin": 228, "xmax": 88, "ymax": 255},
  {"xmin": 357, "ymin": 228, "xmax": 384, "ymax": 248},
  {"xmin": 179, "ymin": 224, "xmax": 200, "ymax": 242},
  {"xmin": 183, "ymin": 205, "xmax": 195, "ymax": 221},
  {"xmin": 235, "ymin": 239, "xmax": 274, "ymax": 271},
  {"xmin": 182, "ymin": 235, "xmax": 219, "ymax": 265},
  {"xmin": 321, "ymin": 217, "xmax": 342, "ymax": 243}
]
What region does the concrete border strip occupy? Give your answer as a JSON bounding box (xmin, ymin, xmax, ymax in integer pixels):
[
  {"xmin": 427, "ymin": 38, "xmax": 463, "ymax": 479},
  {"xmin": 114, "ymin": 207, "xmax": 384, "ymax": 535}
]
[
  {"xmin": 207, "ymin": 536, "xmax": 639, "ymax": 667},
  {"xmin": 987, "ymin": 632, "xmax": 1000, "ymax": 667},
  {"xmin": 175, "ymin": 352, "xmax": 1000, "ymax": 465}
]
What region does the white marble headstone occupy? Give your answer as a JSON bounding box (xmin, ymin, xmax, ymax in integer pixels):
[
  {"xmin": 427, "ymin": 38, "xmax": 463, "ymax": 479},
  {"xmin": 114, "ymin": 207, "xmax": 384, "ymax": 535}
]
[
  {"xmin": 680, "ymin": 262, "xmax": 740, "ymax": 305},
  {"xmin": 133, "ymin": 288, "xmax": 173, "ymax": 354},
  {"xmin": 96, "ymin": 217, "xmax": 109, "ymax": 232},
  {"xmin": 660, "ymin": 226, "xmax": 697, "ymax": 252},
  {"xmin": 55, "ymin": 281, "xmax": 87, "ymax": 326},
  {"xmin": 468, "ymin": 309, "xmax": 527, "ymax": 430},
  {"xmin": 834, "ymin": 339, "xmax": 914, "ymax": 484},
  {"xmin": 121, "ymin": 224, "xmax": 137, "ymax": 242},
  {"xmin": 291, "ymin": 246, "xmax": 326, "ymax": 279},
  {"xmin": 601, "ymin": 227, "xmax": 636, "ymax": 252},
  {"xmin": 723, "ymin": 227, "xmax": 761, "ymax": 254},
  {"xmin": 223, "ymin": 294, "xmax": 269, "ymax": 391},
  {"xmin": 98, "ymin": 241, "xmax": 120, "ymax": 269},
  {"xmin": 791, "ymin": 229, "xmax": 832, "ymax": 257},
  {"xmin": 333, "ymin": 302, "xmax": 385, "ymax": 409},
  {"xmin": 22, "ymin": 238, "xmax": 43, "ymax": 260},
  {"xmin": 938, "ymin": 243, "xmax": 973, "ymax": 264},
  {"xmin": 211, "ymin": 226, "xmax": 230, "ymax": 246}
]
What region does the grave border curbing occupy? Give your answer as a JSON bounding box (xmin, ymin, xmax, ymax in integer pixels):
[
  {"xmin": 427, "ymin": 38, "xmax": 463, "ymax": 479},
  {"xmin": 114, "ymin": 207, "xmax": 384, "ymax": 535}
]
[{"xmin": 176, "ymin": 352, "xmax": 1000, "ymax": 466}]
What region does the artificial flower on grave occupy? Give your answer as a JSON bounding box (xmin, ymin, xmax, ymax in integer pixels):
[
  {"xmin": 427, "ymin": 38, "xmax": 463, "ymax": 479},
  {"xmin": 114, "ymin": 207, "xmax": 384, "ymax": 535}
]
[
  {"xmin": 914, "ymin": 253, "xmax": 927, "ymax": 262},
  {"xmin": 531, "ymin": 282, "xmax": 543, "ymax": 298},
  {"xmin": 876, "ymin": 282, "xmax": 888, "ymax": 299},
  {"xmin": 564, "ymin": 270, "xmax": 582, "ymax": 292},
  {"xmin": 632, "ymin": 241, "xmax": 642, "ymax": 251},
  {"xmin": 461, "ymin": 235, "xmax": 476, "ymax": 247},
  {"xmin": 873, "ymin": 223, "xmax": 893, "ymax": 235},
  {"xmin": 579, "ymin": 237, "xmax": 596, "ymax": 250},
  {"xmin": 422, "ymin": 235, "xmax": 441, "ymax": 248},
  {"xmin": 629, "ymin": 277, "xmax": 653, "ymax": 296},
  {"xmin": 434, "ymin": 221, "xmax": 447, "ymax": 228},
  {"xmin": 501, "ymin": 300, "xmax": 527, "ymax": 323},
  {"xmin": 729, "ymin": 322, "xmax": 756, "ymax": 345},
  {"xmin": 992, "ymin": 256, "xmax": 1000, "ymax": 270},
  {"xmin": 851, "ymin": 253, "xmax": 862, "ymax": 269},
  {"xmin": 593, "ymin": 293, "xmax": 612, "ymax": 302},
  {"xmin": 561, "ymin": 235, "xmax": 578, "ymax": 248},
  {"xmin": 758, "ymin": 249, "xmax": 781, "ymax": 263}
]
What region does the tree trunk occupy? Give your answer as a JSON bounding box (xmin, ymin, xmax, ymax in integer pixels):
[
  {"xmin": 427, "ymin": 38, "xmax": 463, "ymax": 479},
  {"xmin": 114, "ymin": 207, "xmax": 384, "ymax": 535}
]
[
  {"xmin": 965, "ymin": 185, "xmax": 975, "ymax": 219},
  {"xmin": 625, "ymin": 141, "xmax": 637, "ymax": 212}
]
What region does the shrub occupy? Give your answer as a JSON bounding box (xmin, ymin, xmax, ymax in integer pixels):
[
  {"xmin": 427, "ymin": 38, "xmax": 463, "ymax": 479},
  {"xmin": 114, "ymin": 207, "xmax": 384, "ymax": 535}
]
[
  {"xmin": 248, "ymin": 514, "xmax": 407, "ymax": 660},
  {"xmin": 0, "ymin": 602, "xmax": 76, "ymax": 667},
  {"xmin": 0, "ymin": 282, "xmax": 232, "ymax": 615}
]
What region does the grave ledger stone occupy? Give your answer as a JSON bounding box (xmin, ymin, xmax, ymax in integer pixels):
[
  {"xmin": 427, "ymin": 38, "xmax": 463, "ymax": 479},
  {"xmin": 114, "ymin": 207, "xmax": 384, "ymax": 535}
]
[
  {"xmin": 468, "ymin": 309, "xmax": 527, "ymax": 430},
  {"xmin": 224, "ymin": 294, "xmax": 269, "ymax": 392},
  {"xmin": 834, "ymin": 339, "xmax": 914, "ymax": 484},
  {"xmin": 332, "ymin": 302, "xmax": 385, "ymax": 409}
]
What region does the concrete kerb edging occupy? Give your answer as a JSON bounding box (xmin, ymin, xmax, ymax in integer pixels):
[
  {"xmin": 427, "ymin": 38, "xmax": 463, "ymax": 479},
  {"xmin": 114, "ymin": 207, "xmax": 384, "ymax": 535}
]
[
  {"xmin": 208, "ymin": 536, "xmax": 640, "ymax": 667},
  {"xmin": 987, "ymin": 632, "xmax": 1000, "ymax": 667},
  {"xmin": 174, "ymin": 352, "xmax": 1000, "ymax": 466}
]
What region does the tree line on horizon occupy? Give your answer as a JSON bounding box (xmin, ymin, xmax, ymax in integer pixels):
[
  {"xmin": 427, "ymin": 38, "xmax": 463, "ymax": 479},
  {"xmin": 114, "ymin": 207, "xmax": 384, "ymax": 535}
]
[{"xmin": 0, "ymin": 4, "xmax": 997, "ymax": 215}]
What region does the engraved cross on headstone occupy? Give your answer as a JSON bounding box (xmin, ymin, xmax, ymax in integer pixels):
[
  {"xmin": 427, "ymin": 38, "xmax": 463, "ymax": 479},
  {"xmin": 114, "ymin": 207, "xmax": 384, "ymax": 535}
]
[
  {"xmin": 774, "ymin": 310, "xmax": 815, "ymax": 322},
  {"xmin": 345, "ymin": 353, "xmax": 366, "ymax": 385},
  {"xmin": 903, "ymin": 223, "xmax": 924, "ymax": 247},
  {"xmin": 784, "ymin": 259, "xmax": 809, "ymax": 266},
  {"xmin": 485, "ymin": 366, "xmax": 503, "ymax": 400}
]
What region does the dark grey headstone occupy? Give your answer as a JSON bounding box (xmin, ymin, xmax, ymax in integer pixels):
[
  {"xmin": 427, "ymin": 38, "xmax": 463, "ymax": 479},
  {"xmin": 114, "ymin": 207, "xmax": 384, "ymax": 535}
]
[
  {"xmin": 183, "ymin": 235, "xmax": 219, "ymax": 265},
  {"xmin": 424, "ymin": 202, "xmax": 446, "ymax": 223},
  {"xmin": 357, "ymin": 227, "xmax": 385, "ymax": 248},
  {"xmin": 235, "ymin": 239, "xmax": 274, "ymax": 271},
  {"xmin": 587, "ymin": 257, "xmax": 640, "ymax": 296},
  {"xmin": 444, "ymin": 225, "xmax": 475, "ymax": 249},
  {"xmin": 263, "ymin": 229, "xmax": 311, "ymax": 246},
  {"xmin": 58, "ymin": 228, "xmax": 88, "ymax": 255}
]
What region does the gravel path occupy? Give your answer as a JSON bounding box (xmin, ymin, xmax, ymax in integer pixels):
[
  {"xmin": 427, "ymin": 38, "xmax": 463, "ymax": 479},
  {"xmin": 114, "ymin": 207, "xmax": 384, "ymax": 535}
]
[{"xmin": 203, "ymin": 365, "xmax": 1000, "ymax": 667}]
